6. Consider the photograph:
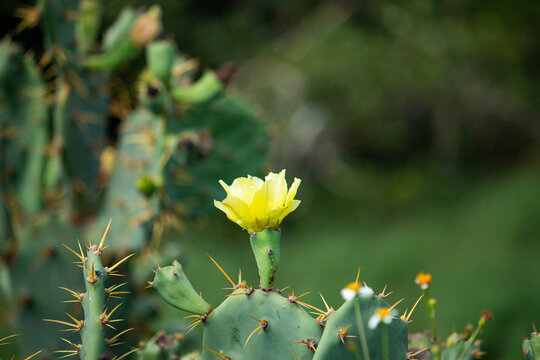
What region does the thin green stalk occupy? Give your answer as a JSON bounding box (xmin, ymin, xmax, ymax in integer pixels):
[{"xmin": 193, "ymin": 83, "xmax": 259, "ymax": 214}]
[
  {"xmin": 423, "ymin": 289, "xmax": 438, "ymax": 342},
  {"xmin": 354, "ymin": 297, "xmax": 370, "ymax": 360},
  {"xmin": 457, "ymin": 323, "xmax": 482, "ymax": 360},
  {"xmin": 382, "ymin": 323, "xmax": 390, "ymax": 360}
]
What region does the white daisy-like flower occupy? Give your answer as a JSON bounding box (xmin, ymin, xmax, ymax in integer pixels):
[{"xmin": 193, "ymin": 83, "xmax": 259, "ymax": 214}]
[
  {"xmin": 358, "ymin": 285, "xmax": 374, "ymax": 297},
  {"xmin": 368, "ymin": 307, "xmax": 398, "ymax": 329},
  {"xmin": 341, "ymin": 282, "xmax": 361, "ymax": 300}
]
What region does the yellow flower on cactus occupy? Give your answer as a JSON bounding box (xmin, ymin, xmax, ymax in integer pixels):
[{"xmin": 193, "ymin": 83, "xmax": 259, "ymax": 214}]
[{"xmin": 214, "ymin": 170, "xmax": 301, "ymax": 233}]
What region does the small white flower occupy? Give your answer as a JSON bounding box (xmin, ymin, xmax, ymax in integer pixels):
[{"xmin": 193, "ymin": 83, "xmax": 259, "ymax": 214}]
[
  {"xmin": 368, "ymin": 308, "xmax": 398, "ymax": 329},
  {"xmin": 341, "ymin": 282, "xmax": 361, "ymax": 300},
  {"xmin": 358, "ymin": 286, "xmax": 374, "ymax": 297}
]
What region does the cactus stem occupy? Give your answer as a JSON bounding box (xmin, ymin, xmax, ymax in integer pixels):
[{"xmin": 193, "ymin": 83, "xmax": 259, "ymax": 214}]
[
  {"xmin": 205, "ymin": 348, "xmax": 232, "ymax": 360},
  {"xmin": 207, "ymin": 254, "xmax": 236, "ymax": 288},
  {"xmin": 244, "ymin": 317, "xmax": 268, "ymax": 348}
]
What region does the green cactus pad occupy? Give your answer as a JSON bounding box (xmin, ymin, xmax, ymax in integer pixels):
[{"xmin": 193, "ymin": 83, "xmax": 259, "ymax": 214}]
[
  {"xmin": 201, "ymin": 289, "xmax": 322, "ymax": 360},
  {"xmin": 152, "ymin": 261, "xmax": 212, "ymax": 315}
]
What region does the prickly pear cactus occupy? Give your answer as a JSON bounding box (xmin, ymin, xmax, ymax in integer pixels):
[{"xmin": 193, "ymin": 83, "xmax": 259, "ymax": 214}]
[
  {"xmin": 1, "ymin": 0, "xmax": 269, "ymax": 353},
  {"xmin": 523, "ymin": 327, "xmax": 540, "ymax": 360},
  {"xmin": 152, "ymin": 171, "xmax": 408, "ymax": 360}
]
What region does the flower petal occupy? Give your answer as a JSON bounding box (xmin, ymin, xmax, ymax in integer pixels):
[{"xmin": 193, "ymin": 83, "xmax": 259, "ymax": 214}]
[
  {"xmin": 277, "ymin": 200, "xmax": 301, "ymax": 224},
  {"xmin": 368, "ymin": 314, "xmax": 381, "ymax": 329},
  {"xmin": 214, "ymin": 197, "xmax": 254, "ymax": 231},
  {"xmin": 228, "ymin": 176, "xmax": 263, "ymax": 204},
  {"xmin": 285, "ymin": 178, "xmax": 301, "ymax": 205},
  {"xmin": 341, "ymin": 288, "xmax": 357, "ymax": 301}
]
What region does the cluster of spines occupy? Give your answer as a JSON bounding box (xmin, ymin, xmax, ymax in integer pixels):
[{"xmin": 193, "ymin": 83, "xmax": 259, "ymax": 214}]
[{"xmin": 44, "ymin": 221, "xmax": 137, "ymax": 359}]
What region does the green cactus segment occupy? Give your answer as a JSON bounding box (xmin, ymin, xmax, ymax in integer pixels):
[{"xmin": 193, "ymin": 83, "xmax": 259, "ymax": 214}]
[
  {"xmin": 147, "ymin": 40, "xmax": 176, "ymax": 85},
  {"xmin": 172, "ymin": 71, "xmax": 222, "ymax": 104},
  {"xmin": 250, "ymin": 228, "xmax": 281, "ymax": 289},
  {"xmin": 313, "ymin": 297, "xmax": 408, "ymax": 360},
  {"xmin": 85, "ymin": 6, "xmax": 162, "ymax": 71},
  {"xmin": 92, "ymin": 109, "xmax": 161, "ymax": 251},
  {"xmin": 85, "ymin": 40, "xmax": 140, "ymax": 71},
  {"xmin": 8, "ymin": 215, "xmax": 79, "ymax": 356},
  {"xmin": 0, "ymin": 41, "xmax": 47, "ymax": 214},
  {"xmin": 152, "ymin": 261, "xmax": 212, "ymax": 315},
  {"xmin": 523, "ymin": 332, "xmax": 540, "ymax": 360},
  {"xmin": 102, "ymin": 8, "xmax": 138, "ymax": 50},
  {"xmin": 202, "ymin": 289, "xmax": 322, "ymax": 360},
  {"xmin": 76, "ymin": 0, "xmax": 102, "ymax": 54},
  {"xmin": 80, "ymin": 247, "xmax": 107, "ymax": 360}
]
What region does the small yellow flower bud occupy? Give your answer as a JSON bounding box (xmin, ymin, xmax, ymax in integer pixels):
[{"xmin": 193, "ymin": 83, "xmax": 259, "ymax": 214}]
[
  {"xmin": 415, "ymin": 271, "xmax": 432, "ymax": 290},
  {"xmin": 428, "ymin": 298, "xmax": 437, "ymax": 308}
]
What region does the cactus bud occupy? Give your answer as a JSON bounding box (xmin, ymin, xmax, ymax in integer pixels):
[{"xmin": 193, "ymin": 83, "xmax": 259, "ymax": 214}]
[
  {"xmin": 136, "ymin": 175, "xmax": 157, "ymax": 197},
  {"xmin": 130, "ymin": 6, "xmax": 161, "ymax": 47},
  {"xmin": 152, "ymin": 261, "xmax": 212, "ymax": 315}
]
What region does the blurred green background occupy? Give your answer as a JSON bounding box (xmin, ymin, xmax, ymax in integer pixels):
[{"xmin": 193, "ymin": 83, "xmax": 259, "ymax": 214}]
[{"xmin": 2, "ymin": 0, "xmax": 540, "ymax": 359}]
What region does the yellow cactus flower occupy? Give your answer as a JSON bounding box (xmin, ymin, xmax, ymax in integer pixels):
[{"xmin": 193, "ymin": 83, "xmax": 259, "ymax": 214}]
[{"xmin": 214, "ymin": 170, "xmax": 301, "ymax": 233}]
